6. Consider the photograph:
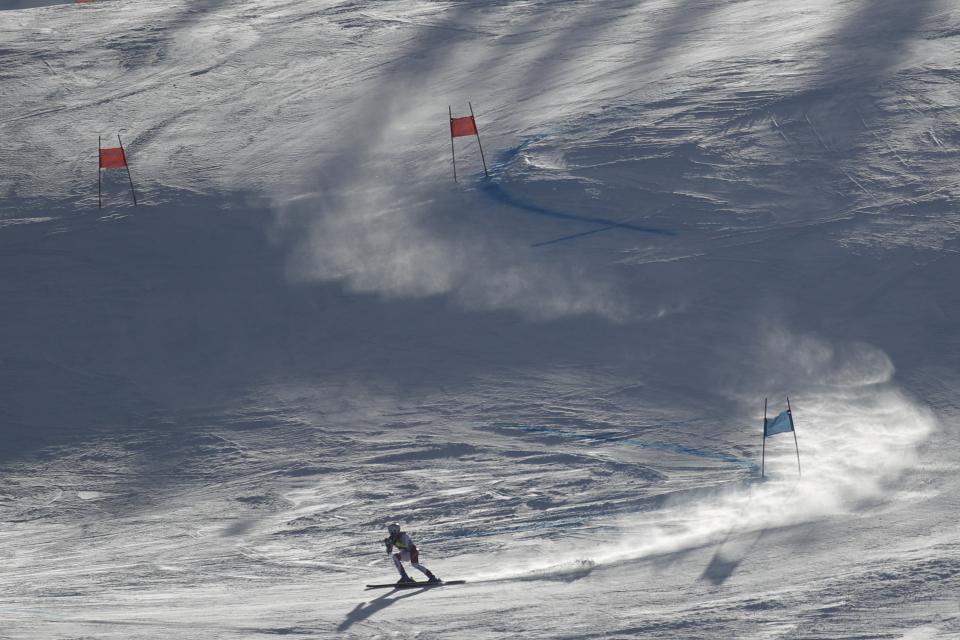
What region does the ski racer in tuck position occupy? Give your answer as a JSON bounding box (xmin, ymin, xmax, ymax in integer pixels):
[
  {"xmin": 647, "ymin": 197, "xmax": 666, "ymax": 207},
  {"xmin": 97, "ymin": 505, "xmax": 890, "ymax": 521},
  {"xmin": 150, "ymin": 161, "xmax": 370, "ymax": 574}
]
[{"xmin": 384, "ymin": 523, "xmax": 441, "ymax": 585}]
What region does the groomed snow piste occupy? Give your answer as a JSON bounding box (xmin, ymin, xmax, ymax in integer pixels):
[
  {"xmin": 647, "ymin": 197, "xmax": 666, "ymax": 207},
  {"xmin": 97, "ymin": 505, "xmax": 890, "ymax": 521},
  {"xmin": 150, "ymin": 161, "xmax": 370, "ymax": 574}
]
[{"xmin": 1, "ymin": 1, "xmax": 959, "ymax": 638}]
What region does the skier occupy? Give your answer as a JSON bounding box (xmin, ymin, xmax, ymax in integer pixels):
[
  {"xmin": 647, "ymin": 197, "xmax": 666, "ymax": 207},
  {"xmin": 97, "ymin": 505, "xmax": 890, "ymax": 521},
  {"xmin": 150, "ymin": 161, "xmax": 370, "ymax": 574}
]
[{"xmin": 383, "ymin": 523, "xmax": 441, "ymax": 585}]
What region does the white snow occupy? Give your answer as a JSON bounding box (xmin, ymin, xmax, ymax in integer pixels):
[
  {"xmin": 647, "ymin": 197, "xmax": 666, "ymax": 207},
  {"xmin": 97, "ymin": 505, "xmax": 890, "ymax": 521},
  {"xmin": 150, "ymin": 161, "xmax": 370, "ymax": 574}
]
[{"xmin": 1, "ymin": 0, "xmax": 960, "ymax": 638}]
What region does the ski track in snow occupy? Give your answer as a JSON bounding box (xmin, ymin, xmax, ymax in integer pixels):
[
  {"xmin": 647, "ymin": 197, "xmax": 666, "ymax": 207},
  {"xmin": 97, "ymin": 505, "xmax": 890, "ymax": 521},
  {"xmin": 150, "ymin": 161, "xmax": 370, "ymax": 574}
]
[{"xmin": 2, "ymin": 0, "xmax": 960, "ymax": 638}]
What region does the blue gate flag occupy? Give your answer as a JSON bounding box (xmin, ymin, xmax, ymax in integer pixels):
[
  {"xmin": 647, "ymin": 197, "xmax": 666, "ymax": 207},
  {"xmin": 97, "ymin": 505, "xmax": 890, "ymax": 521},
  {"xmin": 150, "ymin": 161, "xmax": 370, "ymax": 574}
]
[{"xmin": 764, "ymin": 410, "xmax": 794, "ymax": 437}]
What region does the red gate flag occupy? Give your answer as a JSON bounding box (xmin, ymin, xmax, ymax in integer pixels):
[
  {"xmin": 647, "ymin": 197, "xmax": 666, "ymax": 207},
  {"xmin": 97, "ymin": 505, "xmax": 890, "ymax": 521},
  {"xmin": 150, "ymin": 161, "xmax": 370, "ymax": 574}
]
[
  {"xmin": 97, "ymin": 134, "xmax": 137, "ymax": 208},
  {"xmin": 99, "ymin": 147, "xmax": 127, "ymax": 170},
  {"xmin": 448, "ymin": 103, "xmax": 488, "ymax": 181},
  {"xmin": 450, "ymin": 115, "xmax": 478, "ymax": 138}
]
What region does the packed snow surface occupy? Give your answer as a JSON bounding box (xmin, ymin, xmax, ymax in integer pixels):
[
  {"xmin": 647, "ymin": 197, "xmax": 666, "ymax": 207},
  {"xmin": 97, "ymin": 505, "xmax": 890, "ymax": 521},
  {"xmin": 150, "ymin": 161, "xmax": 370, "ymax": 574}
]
[{"xmin": 1, "ymin": 0, "xmax": 960, "ymax": 638}]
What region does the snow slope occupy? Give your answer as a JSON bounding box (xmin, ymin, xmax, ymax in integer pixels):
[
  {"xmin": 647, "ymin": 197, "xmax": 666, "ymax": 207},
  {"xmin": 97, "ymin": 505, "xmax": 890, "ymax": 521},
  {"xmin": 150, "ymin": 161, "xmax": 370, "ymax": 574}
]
[{"xmin": 1, "ymin": 0, "xmax": 960, "ymax": 638}]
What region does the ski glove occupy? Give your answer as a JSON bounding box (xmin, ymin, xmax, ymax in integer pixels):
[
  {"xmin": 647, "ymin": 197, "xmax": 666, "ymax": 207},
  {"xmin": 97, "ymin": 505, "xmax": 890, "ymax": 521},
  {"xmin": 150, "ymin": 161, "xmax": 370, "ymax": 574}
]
[{"xmin": 383, "ymin": 538, "xmax": 393, "ymax": 553}]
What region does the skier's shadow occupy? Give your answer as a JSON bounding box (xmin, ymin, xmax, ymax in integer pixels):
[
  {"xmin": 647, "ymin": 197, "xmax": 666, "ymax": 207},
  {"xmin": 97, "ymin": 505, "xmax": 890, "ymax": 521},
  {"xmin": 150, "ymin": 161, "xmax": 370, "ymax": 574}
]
[
  {"xmin": 700, "ymin": 528, "xmax": 769, "ymax": 586},
  {"xmin": 336, "ymin": 587, "xmax": 430, "ymax": 633}
]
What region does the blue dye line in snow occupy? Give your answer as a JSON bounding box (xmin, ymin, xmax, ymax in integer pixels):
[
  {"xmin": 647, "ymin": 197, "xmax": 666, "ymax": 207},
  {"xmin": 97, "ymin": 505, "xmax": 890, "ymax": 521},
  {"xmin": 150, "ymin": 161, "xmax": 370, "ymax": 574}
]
[
  {"xmin": 421, "ymin": 424, "xmax": 756, "ymax": 544},
  {"xmin": 494, "ymin": 422, "xmax": 758, "ymax": 471},
  {"xmin": 480, "ymin": 181, "xmax": 675, "ymax": 237},
  {"xmin": 477, "ymin": 136, "xmax": 676, "ymax": 238},
  {"xmin": 433, "ymin": 516, "xmax": 587, "ymax": 543},
  {"xmin": 488, "ymin": 136, "xmax": 545, "ymax": 174},
  {"xmin": 530, "ymin": 223, "xmax": 625, "ymax": 247}
]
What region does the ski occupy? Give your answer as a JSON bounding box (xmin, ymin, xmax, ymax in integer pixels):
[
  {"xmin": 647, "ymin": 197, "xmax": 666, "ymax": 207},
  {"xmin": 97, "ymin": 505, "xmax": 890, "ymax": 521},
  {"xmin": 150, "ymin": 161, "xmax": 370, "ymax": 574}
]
[{"xmin": 365, "ymin": 580, "xmax": 466, "ymax": 590}]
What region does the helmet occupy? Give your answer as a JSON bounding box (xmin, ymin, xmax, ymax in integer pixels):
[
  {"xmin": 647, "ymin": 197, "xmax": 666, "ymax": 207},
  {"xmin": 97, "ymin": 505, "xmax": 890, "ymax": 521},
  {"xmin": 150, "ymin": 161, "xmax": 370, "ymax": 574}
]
[{"xmin": 387, "ymin": 523, "xmax": 401, "ymax": 536}]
